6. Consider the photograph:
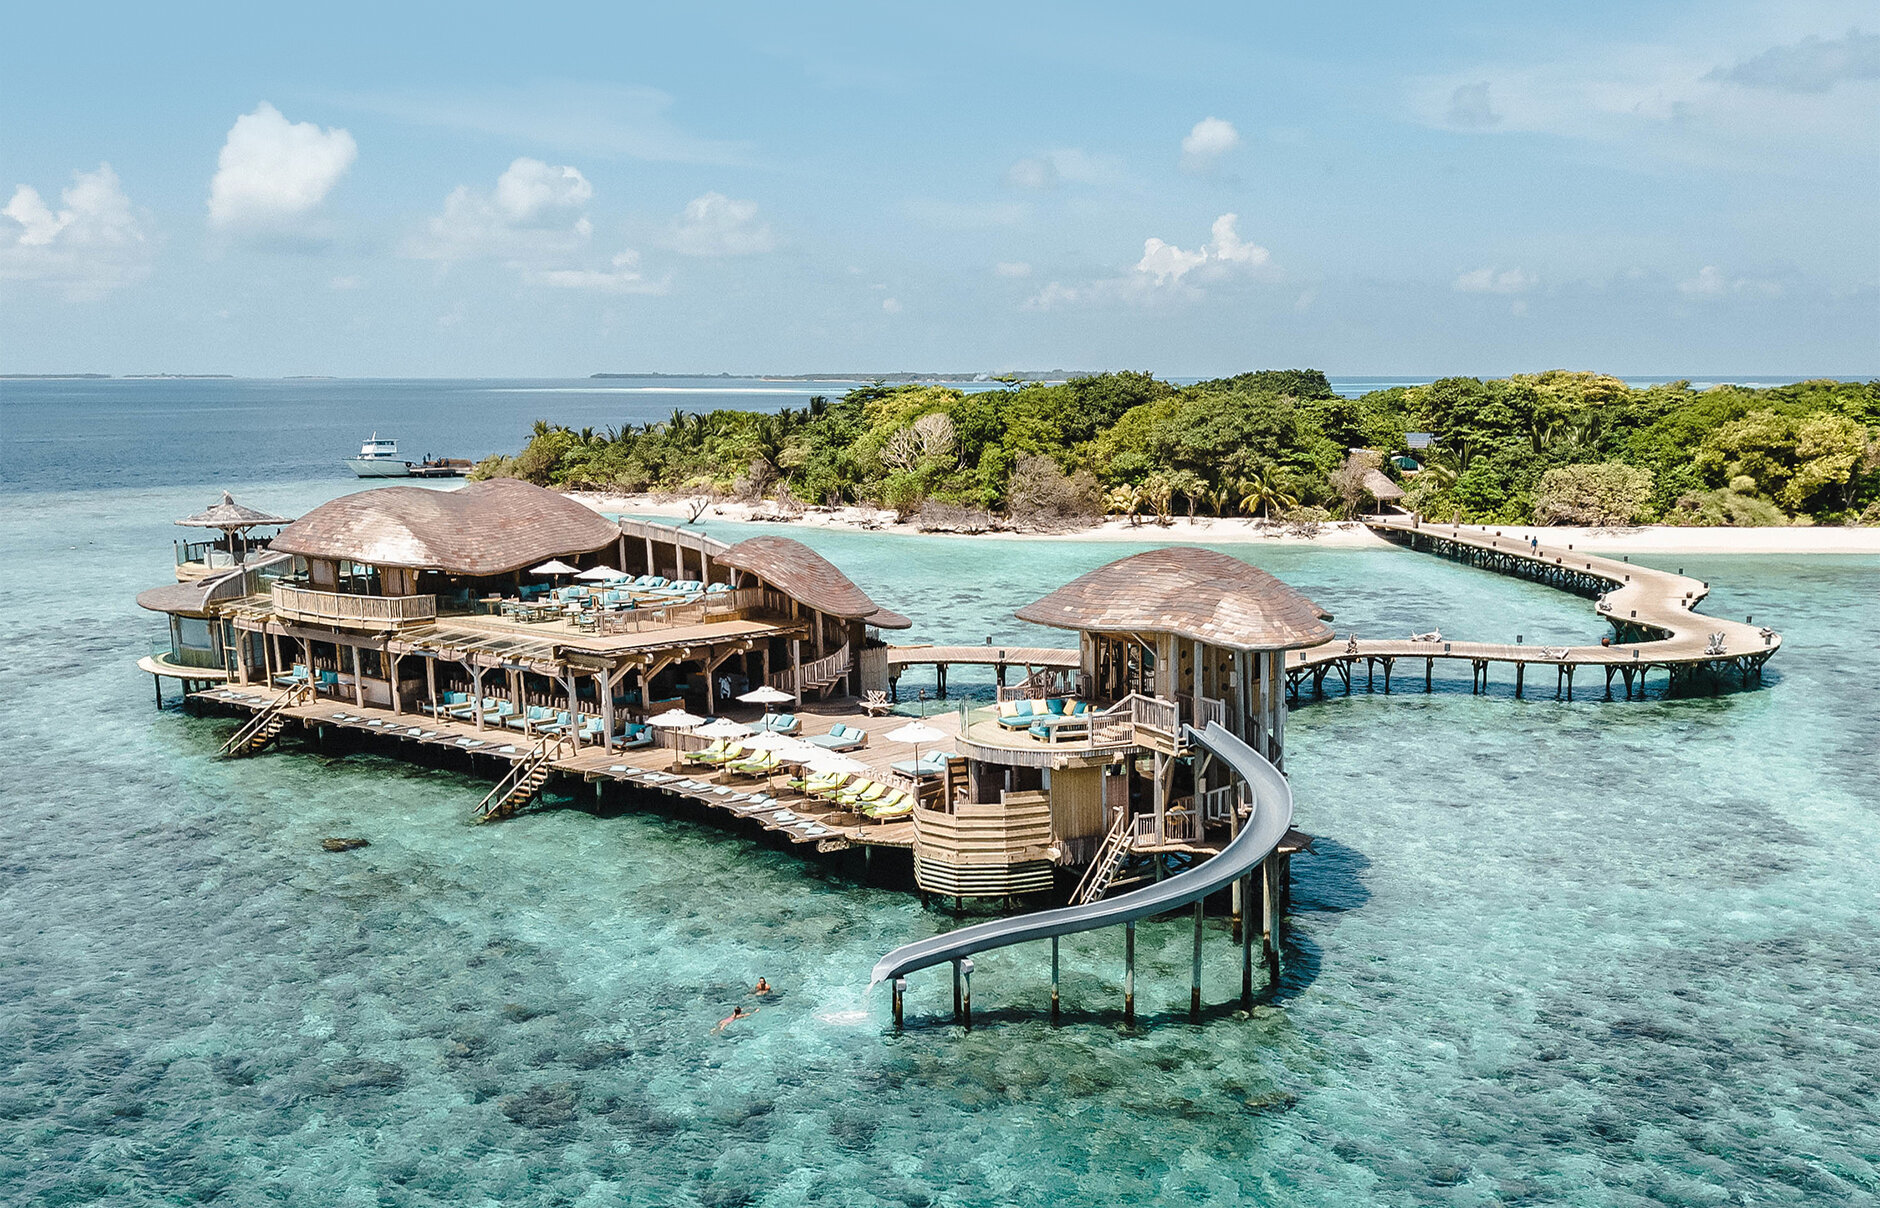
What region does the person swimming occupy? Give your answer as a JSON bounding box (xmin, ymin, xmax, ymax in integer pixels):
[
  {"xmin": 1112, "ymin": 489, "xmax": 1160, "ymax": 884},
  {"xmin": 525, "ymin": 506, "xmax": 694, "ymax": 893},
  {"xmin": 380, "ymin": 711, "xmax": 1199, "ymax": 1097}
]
[
  {"xmin": 753, "ymin": 978, "xmax": 771, "ymax": 996},
  {"xmin": 715, "ymin": 1005, "xmax": 757, "ymax": 1032}
]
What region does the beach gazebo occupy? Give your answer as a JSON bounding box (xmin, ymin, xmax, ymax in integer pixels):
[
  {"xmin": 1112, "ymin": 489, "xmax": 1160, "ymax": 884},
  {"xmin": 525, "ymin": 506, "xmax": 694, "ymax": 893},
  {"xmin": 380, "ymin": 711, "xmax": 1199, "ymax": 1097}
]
[
  {"xmin": 1362, "ymin": 469, "xmax": 1405, "ymax": 514},
  {"xmin": 175, "ymin": 490, "xmax": 293, "ymax": 573}
]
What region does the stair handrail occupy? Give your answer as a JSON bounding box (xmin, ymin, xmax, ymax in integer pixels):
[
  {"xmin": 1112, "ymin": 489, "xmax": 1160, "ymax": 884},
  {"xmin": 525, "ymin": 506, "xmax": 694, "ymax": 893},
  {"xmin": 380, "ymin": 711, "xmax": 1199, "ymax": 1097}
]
[
  {"xmin": 767, "ymin": 642, "xmax": 852, "ymax": 693},
  {"xmin": 473, "ymin": 732, "xmax": 562, "ymax": 820},
  {"xmin": 1070, "ymin": 808, "xmax": 1134, "ymax": 906},
  {"xmin": 218, "ymin": 680, "xmax": 311, "ymax": 757}
]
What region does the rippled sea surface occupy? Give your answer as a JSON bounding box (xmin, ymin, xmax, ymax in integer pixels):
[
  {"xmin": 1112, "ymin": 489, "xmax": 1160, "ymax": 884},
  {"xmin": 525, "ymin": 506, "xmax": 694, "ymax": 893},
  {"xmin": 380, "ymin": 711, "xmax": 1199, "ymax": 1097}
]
[{"xmin": 3, "ymin": 386, "xmax": 1878, "ymax": 1206}]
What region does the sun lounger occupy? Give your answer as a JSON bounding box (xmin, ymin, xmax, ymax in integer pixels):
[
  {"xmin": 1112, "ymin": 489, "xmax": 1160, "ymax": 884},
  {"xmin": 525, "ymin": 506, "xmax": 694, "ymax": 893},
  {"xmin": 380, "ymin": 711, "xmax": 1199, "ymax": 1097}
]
[
  {"xmin": 891, "ymin": 751, "xmax": 949, "ymax": 778},
  {"xmin": 726, "ymin": 751, "xmax": 782, "ymax": 777},
  {"xmin": 804, "ymin": 723, "xmax": 865, "ymax": 751},
  {"xmin": 757, "ymin": 713, "xmax": 800, "ymax": 736}
]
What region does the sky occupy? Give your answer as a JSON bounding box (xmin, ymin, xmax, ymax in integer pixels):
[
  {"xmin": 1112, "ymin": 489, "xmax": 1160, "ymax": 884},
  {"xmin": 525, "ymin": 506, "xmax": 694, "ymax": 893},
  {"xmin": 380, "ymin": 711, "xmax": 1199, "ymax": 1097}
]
[{"xmin": 1, "ymin": 1, "xmax": 1876, "ymax": 378}]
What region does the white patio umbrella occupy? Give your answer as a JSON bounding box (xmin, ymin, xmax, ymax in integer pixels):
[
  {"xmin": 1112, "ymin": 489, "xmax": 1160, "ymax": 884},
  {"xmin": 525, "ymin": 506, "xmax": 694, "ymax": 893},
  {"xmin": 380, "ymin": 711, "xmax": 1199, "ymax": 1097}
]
[
  {"xmin": 737, "ymin": 684, "xmax": 794, "ymax": 715},
  {"xmin": 644, "ymin": 706, "xmax": 705, "ymax": 750},
  {"xmin": 529, "ymin": 559, "xmax": 580, "ymax": 579},
  {"xmin": 574, "ymin": 564, "xmax": 625, "ymax": 582},
  {"xmin": 742, "ymin": 731, "xmax": 812, "ymax": 754},
  {"xmin": 800, "ymin": 750, "xmax": 866, "ymax": 775},
  {"xmin": 694, "ymin": 718, "xmax": 754, "ymax": 740},
  {"xmin": 884, "ymin": 719, "xmax": 949, "ymax": 773}
]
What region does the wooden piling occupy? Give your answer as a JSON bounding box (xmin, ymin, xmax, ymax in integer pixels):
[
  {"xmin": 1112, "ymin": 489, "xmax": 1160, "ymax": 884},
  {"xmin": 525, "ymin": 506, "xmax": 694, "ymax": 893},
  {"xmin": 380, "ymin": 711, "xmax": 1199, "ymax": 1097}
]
[
  {"xmin": 1190, "ymin": 900, "xmax": 1204, "ymax": 1021},
  {"xmin": 1050, "ymin": 936, "xmax": 1060, "ymax": 1022},
  {"xmin": 892, "ymin": 977, "xmax": 905, "ymax": 1027},
  {"xmin": 1124, "ymin": 921, "xmax": 1136, "ymax": 1024}
]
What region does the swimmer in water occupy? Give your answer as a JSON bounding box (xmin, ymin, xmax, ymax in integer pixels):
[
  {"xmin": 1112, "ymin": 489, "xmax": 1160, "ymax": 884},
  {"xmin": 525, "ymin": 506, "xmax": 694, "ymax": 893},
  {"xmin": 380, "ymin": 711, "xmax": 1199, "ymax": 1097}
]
[
  {"xmin": 753, "ymin": 978, "xmax": 771, "ymax": 996},
  {"xmin": 715, "ymin": 1005, "xmax": 757, "ymax": 1032}
]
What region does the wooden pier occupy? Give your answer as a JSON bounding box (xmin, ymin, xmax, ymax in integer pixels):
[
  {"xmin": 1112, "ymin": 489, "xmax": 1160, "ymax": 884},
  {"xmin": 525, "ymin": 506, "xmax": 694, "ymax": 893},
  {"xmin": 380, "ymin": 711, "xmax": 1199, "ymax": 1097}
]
[
  {"xmin": 187, "ymin": 686, "xmax": 960, "ymax": 856},
  {"xmin": 1286, "ymin": 518, "xmax": 1782, "ymax": 701}
]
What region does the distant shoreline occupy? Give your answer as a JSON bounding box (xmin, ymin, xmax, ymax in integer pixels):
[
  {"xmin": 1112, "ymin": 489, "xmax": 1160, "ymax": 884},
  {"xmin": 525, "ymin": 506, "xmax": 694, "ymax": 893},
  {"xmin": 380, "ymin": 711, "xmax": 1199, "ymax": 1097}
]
[{"xmin": 562, "ymin": 491, "xmax": 1880, "ymax": 556}]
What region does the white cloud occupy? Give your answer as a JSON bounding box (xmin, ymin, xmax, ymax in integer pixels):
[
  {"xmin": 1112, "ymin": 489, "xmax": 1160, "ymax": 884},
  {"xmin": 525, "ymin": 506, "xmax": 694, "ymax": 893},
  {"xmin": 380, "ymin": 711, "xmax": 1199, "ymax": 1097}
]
[
  {"xmin": 881, "ymin": 297, "xmax": 902, "ymax": 314},
  {"xmin": 208, "ymin": 103, "xmax": 356, "ymax": 230},
  {"xmin": 1028, "ymin": 213, "xmax": 1273, "ymax": 307},
  {"xmin": 406, "ymin": 157, "xmax": 658, "ymax": 292},
  {"xmin": 671, "ymin": 192, "xmax": 774, "ymax": 256},
  {"xmin": 994, "ymin": 260, "xmax": 1032, "ymax": 278},
  {"xmin": 1136, "ymin": 237, "xmax": 1209, "ymax": 285},
  {"xmin": 1181, "ymin": 117, "xmax": 1240, "ymax": 169},
  {"xmin": 1454, "ymin": 266, "xmax": 1537, "ymax": 293},
  {"xmin": 1678, "ymin": 264, "xmax": 1782, "ymax": 299},
  {"xmin": 328, "ymin": 274, "xmax": 363, "ymax": 290},
  {"xmin": 529, "ymin": 250, "xmax": 669, "ymax": 294},
  {"xmin": 408, "ymin": 158, "xmax": 595, "ymax": 264},
  {"xmin": 492, "ymin": 158, "xmax": 593, "ymax": 223},
  {"xmin": 1709, "ymin": 29, "xmax": 1880, "ymax": 93},
  {"xmin": 1445, "ymin": 82, "xmax": 1502, "ymax": 128},
  {"xmin": 0, "ymin": 163, "xmax": 152, "ymax": 300},
  {"xmin": 1136, "ymin": 213, "xmax": 1269, "ymax": 285},
  {"xmin": 1004, "ymin": 148, "xmax": 1123, "ymax": 190}
]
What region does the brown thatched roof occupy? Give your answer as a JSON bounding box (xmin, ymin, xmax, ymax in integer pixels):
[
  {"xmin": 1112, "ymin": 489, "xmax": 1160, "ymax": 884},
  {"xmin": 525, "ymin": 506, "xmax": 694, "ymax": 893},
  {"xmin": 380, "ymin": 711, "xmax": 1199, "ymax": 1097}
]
[
  {"xmin": 716, "ymin": 535, "xmax": 912, "ymax": 629},
  {"xmin": 177, "ymin": 490, "xmax": 293, "ymax": 530},
  {"xmin": 271, "ymin": 480, "xmax": 619, "ymax": 575},
  {"xmin": 1015, "ymin": 547, "xmax": 1332, "ymax": 651},
  {"xmin": 1362, "ymin": 469, "xmax": 1404, "ymax": 501}
]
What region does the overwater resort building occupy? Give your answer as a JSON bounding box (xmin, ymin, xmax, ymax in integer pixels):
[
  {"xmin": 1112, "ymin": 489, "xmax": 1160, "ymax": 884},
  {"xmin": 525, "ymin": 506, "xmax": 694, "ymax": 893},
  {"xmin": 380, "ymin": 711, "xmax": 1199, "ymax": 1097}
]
[{"xmin": 139, "ymin": 480, "xmax": 1779, "ymax": 1023}]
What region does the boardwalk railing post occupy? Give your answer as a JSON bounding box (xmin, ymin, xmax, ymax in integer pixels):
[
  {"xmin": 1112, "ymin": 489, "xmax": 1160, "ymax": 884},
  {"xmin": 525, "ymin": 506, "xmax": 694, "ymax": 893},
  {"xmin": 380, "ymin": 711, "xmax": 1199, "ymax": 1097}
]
[
  {"xmin": 1050, "ymin": 935, "xmax": 1060, "ymax": 1022},
  {"xmin": 1241, "ymin": 873, "xmax": 1254, "ymax": 1006},
  {"xmin": 1124, "ymin": 921, "xmax": 1136, "ymax": 1024},
  {"xmin": 892, "ymin": 977, "xmax": 905, "ymax": 1028},
  {"xmin": 1191, "ymin": 900, "xmax": 1205, "ymax": 1022}
]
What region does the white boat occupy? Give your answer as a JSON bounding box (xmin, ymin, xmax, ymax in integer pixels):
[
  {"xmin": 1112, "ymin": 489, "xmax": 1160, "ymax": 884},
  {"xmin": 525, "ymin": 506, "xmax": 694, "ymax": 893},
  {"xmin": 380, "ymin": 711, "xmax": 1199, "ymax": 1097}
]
[{"xmin": 344, "ymin": 434, "xmax": 410, "ymax": 478}]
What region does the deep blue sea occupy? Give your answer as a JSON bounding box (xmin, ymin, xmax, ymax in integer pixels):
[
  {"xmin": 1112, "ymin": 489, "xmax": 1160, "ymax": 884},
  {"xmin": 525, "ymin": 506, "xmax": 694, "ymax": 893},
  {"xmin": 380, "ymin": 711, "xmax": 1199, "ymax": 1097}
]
[{"xmin": 2, "ymin": 378, "xmax": 1876, "ymax": 1206}]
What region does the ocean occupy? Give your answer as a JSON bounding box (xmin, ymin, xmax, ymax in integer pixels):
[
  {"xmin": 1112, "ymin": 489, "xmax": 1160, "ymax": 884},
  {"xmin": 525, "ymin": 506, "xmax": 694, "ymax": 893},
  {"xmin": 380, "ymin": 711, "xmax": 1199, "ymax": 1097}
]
[{"xmin": 2, "ymin": 377, "xmax": 1876, "ymax": 1206}]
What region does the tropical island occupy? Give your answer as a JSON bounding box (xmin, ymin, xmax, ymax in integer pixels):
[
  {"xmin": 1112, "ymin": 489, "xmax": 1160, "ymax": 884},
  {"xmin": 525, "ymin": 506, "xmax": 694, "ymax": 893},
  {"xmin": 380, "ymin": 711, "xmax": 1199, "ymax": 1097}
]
[{"xmin": 473, "ymin": 370, "xmax": 1880, "ymax": 533}]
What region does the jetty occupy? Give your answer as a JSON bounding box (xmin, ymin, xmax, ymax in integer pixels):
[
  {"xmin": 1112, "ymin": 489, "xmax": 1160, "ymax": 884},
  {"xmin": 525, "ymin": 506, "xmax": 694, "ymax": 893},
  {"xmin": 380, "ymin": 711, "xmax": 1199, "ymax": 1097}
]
[{"xmin": 1286, "ymin": 517, "xmax": 1781, "ymax": 701}]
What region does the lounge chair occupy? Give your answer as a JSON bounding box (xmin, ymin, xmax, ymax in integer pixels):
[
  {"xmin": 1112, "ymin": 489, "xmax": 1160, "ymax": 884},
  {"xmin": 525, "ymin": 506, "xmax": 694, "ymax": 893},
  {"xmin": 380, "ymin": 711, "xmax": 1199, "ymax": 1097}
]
[
  {"xmin": 685, "ymin": 740, "xmax": 746, "ymax": 766},
  {"xmin": 726, "ymin": 750, "xmax": 782, "ymax": 777},
  {"xmin": 836, "ymin": 780, "xmax": 888, "ymax": 809},
  {"xmin": 528, "ymin": 709, "xmax": 574, "ymax": 735},
  {"xmin": 704, "ymin": 582, "xmax": 732, "ymax": 594},
  {"xmin": 806, "ymin": 772, "xmax": 857, "ymax": 800},
  {"xmin": 421, "ymin": 690, "xmax": 470, "ymax": 716},
  {"xmin": 757, "ymin": 713, "xmax": 800, "ymax": 736},
  {"xmin": 273, "ymin": 663, "xmax": 309, "ymax": 688},
  {"xmin": 891, "ymin": 751, "xmax": 950, "ymax": 778},
  {"xmin": 614, "ymin": 723, "xmax": 653, "ymax": 750},
  {"xmin": 865, "ymin": 789, "xmax": 914, "ymax": 820},
  {"xmin": 449, "ymin": 695, "xmax": 498, "ymax": 721},
  {"xmin": 804, "ymin": 723, "xmax": 865, "ymax": 751},
  {"xmin": 506, "ymin": 705, "xmax": 556, "ymax": 732}
]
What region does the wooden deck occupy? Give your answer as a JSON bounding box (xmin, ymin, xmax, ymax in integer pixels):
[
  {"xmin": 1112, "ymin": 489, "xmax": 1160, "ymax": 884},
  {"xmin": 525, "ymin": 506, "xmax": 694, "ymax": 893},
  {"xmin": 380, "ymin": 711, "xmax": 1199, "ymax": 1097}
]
[
  {"xmin": 1288, "ymin": 519, "xmax": 1782, "ymax": 699},
  {"xmin": 188, "ymin": 685, "xmax": 958, "ymax": 852},
  {"xmin": 885, "ymin": 643, "xmax": 1079, "ymax": 699}
]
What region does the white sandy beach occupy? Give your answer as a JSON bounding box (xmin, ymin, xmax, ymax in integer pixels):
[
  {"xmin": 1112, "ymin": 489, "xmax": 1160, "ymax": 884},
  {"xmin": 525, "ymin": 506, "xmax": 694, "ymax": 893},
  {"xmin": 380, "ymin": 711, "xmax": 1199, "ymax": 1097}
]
[{"xmin": 564, "ymin": 491, "xmax": 1880, "ymax": 556}]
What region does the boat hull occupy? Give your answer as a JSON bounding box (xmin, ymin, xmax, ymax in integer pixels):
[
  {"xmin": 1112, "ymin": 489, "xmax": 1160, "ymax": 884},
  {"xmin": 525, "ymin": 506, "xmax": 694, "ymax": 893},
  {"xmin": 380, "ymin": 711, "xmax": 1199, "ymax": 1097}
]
[{"xmin": 344, "ymin": 458, "xmax": 411, "ymax": 478}]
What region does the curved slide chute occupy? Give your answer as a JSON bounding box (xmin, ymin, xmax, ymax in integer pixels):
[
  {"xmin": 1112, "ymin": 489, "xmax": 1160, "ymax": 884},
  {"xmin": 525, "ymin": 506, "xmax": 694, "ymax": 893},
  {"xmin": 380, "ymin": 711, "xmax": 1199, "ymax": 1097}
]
[{"xmin": 870, "ymin": 721, "xmax": 1292, "ymax": 985}]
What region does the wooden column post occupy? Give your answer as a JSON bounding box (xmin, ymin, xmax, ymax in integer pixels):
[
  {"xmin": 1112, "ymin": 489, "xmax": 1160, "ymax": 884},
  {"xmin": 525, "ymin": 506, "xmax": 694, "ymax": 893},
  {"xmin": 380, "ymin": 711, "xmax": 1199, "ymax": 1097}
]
[
  {"xmin": 1241, "ymin": 872, "xmax": 1255, "ymax": 1005},
  {"xmin": 600, "ymin": 672, "xmax": 614, "ymax": 752},
  {"xmin": 472, "ymin": 663, "xmax": 486, "ymax": 730},
  {"xmin": 388, "ymin": 645, "xmax": 401, "ymax": 716},
  {"xmin": 565, "ymin": 670, "xmax": 582, "ymax": 749},
  {"xmin": 425, "ymin": 655, "xmax": 438, "ymax": 714},
  {"xmin": 892, "ymin": 977, "xmax": 905, "ymax": 1028},
  {"xmin": 644, "ymin": 534, "xmax": 654, "ymax": 576},
  {"xmin": 1050, "ymin": 936, "xmax": 1060, "ymax": 1022},
  {"xmin": 952, "ymin": 960, "xmax": 964, "ymax": 1023},
  {"xmin": 1124, "ymin": 921, "xmax": 1136, "ymax": 1024},
  {"xmin": 1191, "ymin": 899, "xmax": 1205, "ymax": 1021},
  {"xmin": 350, "ymin": 643, "xmax": 364, "ymax": 707},
  {"xmin": 790, "ymin": 638, "xmax": 803, "ymax": 706}
]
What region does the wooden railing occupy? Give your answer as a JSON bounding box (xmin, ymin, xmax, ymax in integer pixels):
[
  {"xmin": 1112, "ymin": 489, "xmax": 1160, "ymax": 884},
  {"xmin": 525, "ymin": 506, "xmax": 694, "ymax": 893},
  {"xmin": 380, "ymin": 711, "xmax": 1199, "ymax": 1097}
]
[
  {"xmin": 1133, "ymin": 807, "xmax": 1199, "ymax": 845},
  {"xmin": 769, "ymin": 643, "xmax": 852, "ymax": 693},
  {"xmin": 1198, "ymin": 695, "xmax": 1228, "ymax": 730},
  {"xmin": 273, "ymin": 582, "xmax": 437, "ymax": 625},
  {"xmin": 1200, "ymin": 784, "xmax": 1240, "ymax": 825},
  {"xmin": 593, "ymin": 587, "xmax": 765, "ymax": 634}
]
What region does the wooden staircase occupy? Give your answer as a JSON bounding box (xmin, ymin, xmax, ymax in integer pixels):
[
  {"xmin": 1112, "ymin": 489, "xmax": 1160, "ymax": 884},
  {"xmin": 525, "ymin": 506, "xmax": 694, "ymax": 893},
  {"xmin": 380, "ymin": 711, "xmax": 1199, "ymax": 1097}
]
[
  {"xmin": 768, "ymin": 644, "xmax": 851, "ymax": 699},
  {"xmin": 1069, "ymin": 809, "xmax": 1135, "ymax": 906},
  {"xmin": 474, "ymin": 735, "xmax": 566, "ymax": 821},
  {"xmin": 218, "ymin": 682, "xmax": 311, "ymax": 758}
]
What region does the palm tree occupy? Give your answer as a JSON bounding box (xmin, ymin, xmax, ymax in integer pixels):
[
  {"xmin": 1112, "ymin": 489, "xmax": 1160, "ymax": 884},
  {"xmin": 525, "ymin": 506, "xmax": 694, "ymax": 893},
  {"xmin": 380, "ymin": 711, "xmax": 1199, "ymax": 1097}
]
[
  {"xmin": 1106, "ymin": 484, "xmax": 1144, "ymax": 526},
  {"xmin": 1237, "ymin": 470, "xmax": 1298, "ymax": 519}
]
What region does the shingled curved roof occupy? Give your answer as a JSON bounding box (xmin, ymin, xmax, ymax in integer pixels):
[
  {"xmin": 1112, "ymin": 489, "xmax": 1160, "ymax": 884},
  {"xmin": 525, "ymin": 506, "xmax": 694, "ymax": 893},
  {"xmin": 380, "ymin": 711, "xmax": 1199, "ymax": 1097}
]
[
  {"xmin": 271, "ymin": 479, "xmax": 619, "ymax": 575},
  {"xmin": 716, "ymin": 535, "xmax": 911, "ymax": 629},
  {"xmin": 1015, "ymin": 547, "xmax": 1332, "ymax": 651}
]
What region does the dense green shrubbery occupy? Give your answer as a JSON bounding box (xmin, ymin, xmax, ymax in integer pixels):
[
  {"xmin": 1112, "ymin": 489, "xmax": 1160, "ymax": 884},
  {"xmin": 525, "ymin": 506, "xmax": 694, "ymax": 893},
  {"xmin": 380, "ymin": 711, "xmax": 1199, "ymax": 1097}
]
[{"xmin": 474, "ymin": 370, "xmax": 1880, "ymax": 526}]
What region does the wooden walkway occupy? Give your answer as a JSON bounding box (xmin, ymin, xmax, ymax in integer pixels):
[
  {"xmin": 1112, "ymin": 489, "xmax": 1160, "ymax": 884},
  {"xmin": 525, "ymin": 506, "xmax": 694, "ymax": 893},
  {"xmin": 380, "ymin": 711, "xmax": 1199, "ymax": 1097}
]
[
  {"xmin": 1288, "ymin": 518, "xmax": 1782, "ymax": 700},
  {"xmin": 188, "ymin": 686, "xmax": 958, "ymax": 853},
  {"xmin": 885, "ymin": 644, "xmax": 1079, "ymax": 699}
]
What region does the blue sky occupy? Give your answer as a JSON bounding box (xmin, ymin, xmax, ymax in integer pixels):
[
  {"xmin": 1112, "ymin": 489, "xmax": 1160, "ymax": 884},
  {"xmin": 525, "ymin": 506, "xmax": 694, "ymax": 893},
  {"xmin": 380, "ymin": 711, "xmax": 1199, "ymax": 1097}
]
[{"xmin": 2, "ymin": 2, "xmax": 1875, "ymax": 377}]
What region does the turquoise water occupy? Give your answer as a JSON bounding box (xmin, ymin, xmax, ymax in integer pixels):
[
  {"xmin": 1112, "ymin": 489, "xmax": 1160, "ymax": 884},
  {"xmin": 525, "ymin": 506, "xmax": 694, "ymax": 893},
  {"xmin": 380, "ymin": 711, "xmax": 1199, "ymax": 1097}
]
[{"xmin": 4, "ymin": 466, "xmax": 1879, "ymax": 1201}]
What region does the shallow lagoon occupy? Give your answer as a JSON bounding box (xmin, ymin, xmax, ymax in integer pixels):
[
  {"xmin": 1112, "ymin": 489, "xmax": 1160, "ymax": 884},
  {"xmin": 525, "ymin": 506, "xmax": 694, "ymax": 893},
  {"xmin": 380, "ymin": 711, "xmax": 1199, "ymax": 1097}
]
[{"xmin": 2, "ymin": 473, "xmax": 1877, "ymax": 1207}]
